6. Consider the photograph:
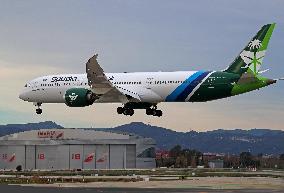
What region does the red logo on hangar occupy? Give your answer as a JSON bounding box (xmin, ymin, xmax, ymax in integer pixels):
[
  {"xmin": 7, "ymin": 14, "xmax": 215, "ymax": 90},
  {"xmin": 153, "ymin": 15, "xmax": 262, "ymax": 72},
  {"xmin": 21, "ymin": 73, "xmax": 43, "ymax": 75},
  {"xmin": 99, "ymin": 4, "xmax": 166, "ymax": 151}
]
[
  {"xmin": 72, "ymin": 153, "xmax": 81, "ymax": 160},
  {"xmin": 97, "ymin": 153, "xmax": 108, "ymax": 163},
  {"xmin": 38, "ymin": 153, "xmax": 45, "ymax": 160},
  {"xmin": 84, "ymin": 153, "xmax": 95, "ymax": 163},
  {"xmin": 1, "ymin": 153, "xmax": 16, "ymax": 162},
  {"xmin": 37, "ymin": 130, "xmax": 64, "ymax": 139}
]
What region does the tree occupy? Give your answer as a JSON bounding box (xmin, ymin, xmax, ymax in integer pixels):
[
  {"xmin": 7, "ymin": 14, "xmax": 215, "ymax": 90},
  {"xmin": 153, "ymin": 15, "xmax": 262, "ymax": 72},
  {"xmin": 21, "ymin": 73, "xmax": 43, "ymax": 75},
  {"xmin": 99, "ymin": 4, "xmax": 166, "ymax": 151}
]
[
  {"xmin": 175, "ymin": 155, "xmax": 187, "ymax": 168},
  {"xmin": 257, "ymin": 153, "xmax": 263, "ymax": 158},
  {"xmin": 170, "ymin": 145, "xmax": 182, "ymax": 158},
  {"xmin": 240, "ymin": 152, "xmax": 253, "ymax": 167}
]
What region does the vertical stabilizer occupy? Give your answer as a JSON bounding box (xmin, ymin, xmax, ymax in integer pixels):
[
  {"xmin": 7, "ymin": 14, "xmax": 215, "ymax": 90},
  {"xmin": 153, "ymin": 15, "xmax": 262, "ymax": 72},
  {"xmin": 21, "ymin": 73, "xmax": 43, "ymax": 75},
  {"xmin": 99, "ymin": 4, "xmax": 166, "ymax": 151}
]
[{"xmin": 224, "ymin": 23, "xmax": 275, "ymax": 75}]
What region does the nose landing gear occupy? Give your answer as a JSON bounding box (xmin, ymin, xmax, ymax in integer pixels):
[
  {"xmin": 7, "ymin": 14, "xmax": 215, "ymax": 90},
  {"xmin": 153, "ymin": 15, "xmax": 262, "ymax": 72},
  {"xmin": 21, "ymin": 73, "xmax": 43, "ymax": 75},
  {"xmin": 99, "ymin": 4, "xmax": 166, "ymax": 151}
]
[
  {"xmin": 34, "ymin": 102, "xmax": 43, "ymax": 114},
  {"xmin": 36, "ymin": 108, "xmax": 42, "ymax": 114}
]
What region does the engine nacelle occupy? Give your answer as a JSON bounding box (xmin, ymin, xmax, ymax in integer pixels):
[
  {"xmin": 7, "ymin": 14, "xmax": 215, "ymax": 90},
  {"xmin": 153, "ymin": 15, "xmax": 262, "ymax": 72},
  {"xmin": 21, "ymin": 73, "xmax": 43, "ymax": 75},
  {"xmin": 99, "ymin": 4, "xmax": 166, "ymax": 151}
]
[{"xmin": 64, "ymin": 88, "xmax": 97, "ymax": 107}]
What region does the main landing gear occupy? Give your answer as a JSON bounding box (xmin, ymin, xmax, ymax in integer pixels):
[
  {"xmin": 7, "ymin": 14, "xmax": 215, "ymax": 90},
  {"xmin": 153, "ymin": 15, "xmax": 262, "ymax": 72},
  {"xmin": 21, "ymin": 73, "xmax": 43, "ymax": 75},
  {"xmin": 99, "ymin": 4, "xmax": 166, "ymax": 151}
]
[
  {"xmin": 117, "ymin": 103, "xmax": 163, "ymax": 117},
  {"xmin": 34, "ymin": 102, "xmax": 42, "ymax": 114},
  {"xmin": 117, "ymin": 107, "xmax": 134, "ymax": 116},
  {"xmin": 146, "ymin": 107, "xmax": 162, "ymax": 117}
]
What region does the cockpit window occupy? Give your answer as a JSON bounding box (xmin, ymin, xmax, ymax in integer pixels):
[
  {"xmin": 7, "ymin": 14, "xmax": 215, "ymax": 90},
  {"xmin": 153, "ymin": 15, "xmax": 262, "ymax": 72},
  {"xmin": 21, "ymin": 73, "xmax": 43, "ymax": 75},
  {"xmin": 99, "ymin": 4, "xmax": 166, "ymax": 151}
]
[{"xmin": 24, "ymin": 84, "xmax": 27, "ymax": 87}]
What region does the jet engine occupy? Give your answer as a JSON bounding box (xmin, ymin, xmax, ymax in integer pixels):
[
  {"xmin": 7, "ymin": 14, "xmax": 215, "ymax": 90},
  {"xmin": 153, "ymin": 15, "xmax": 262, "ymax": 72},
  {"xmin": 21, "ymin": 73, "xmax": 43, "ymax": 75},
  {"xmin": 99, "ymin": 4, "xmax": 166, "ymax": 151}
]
[{"xmin": 64, "ymin": 88, "xmax": 98, "ymax": 107}]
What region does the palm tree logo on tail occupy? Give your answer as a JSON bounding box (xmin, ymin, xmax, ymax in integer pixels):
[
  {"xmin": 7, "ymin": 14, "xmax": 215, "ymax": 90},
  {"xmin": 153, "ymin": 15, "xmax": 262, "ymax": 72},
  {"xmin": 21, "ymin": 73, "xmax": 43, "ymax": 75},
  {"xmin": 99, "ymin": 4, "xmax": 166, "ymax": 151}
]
[
  {"xmin": 240, "ymin": 39, "xmax": 265, "ymax": 75},
  {"xmin": 248, "ymin": 39, "xmax": 262, "ymax": 50}
]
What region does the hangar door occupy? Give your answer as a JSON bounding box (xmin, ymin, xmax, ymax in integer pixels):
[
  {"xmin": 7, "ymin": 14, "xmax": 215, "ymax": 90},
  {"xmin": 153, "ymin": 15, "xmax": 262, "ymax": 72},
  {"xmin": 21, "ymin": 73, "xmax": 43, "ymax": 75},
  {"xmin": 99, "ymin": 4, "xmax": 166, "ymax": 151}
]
[
  {"xmin": 36, "ymin": 145, "xmax": 69, "ymax": 170},
  {"xmin": 70, "ymin": 145, "xmax": 83, "ymax": 170},
  {"xmin": 96, "ymin": 145, "xmax": 109, "ymax": 169},
  {"xmin": 83, "ymin": 145, "xmax": 96, "ymax": 170},
  {"xmin": 0, "ymin": 145, "xmax": 25, "ymax": 170},
  {"xmin": 25, "ymin": 145, "xmax": 36, "ymax": 170},
  {"xmin": 126, "ymin": 145, "xmax": 136, "ymax": 168},
  {"xmin": 109, "ymin": 145, "xmax": 125, "ymax": 169}
]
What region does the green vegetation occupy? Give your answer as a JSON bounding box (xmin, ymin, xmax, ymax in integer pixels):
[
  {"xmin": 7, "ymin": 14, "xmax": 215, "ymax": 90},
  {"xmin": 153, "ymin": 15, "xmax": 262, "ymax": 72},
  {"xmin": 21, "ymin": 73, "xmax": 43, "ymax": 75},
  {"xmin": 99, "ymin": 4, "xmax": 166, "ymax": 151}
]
[
  {"xmin": 156, "ymin": 145, "xmax": 284, "ymax": 169},
  {"xmin": 156, "ymin": 145, "xmax": 203, "ymax": 168},
  {"xmin": 0, "ymin": 168, "xmax": 283, "ymax": 185}
]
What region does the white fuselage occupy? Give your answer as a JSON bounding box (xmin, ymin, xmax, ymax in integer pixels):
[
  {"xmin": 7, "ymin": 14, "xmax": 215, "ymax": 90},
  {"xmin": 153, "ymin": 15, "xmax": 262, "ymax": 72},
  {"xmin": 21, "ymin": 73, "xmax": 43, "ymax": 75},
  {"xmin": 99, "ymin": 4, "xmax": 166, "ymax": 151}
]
[{"xmin": 19, "ymin": 71, "xmax": 211, "ymax": 104}]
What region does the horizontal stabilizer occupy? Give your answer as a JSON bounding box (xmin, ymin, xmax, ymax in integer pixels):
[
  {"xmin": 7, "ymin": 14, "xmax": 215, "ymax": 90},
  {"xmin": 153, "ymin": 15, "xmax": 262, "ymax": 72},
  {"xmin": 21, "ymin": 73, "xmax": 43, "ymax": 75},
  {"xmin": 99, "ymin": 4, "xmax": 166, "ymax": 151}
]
[{"xmin": 258, "ymin": 69, "xmax": 269, "ymax": 74}]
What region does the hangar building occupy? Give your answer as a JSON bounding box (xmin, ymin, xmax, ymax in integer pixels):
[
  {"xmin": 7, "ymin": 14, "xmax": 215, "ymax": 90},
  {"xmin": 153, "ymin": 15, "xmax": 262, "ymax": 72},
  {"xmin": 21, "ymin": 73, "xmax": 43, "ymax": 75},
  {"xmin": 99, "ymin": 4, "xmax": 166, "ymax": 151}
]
[{"xmin": 0, "ymin": 129, "xmax": 156, "ymax": 170}]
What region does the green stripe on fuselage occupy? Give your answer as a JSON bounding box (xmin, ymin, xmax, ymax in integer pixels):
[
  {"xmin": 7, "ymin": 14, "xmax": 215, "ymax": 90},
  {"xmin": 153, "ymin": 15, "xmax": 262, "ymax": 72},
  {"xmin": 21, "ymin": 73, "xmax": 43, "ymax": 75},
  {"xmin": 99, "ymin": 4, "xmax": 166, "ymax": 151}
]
[
  {"xmin": 189, "ymin": 71, "xmax": 274, "ymax": 102},
  {"xmin": 189, "ymin": 72, "xmax": 239, "ymax": 102}
]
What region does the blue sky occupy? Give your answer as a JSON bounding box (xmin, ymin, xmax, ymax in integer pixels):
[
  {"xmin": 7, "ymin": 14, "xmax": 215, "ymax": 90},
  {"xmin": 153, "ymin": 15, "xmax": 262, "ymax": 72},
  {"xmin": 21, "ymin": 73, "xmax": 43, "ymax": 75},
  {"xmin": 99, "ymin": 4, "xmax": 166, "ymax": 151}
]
[{"xmin": 0, "ymin": 0, "xmax": 284, "ymax": 131}]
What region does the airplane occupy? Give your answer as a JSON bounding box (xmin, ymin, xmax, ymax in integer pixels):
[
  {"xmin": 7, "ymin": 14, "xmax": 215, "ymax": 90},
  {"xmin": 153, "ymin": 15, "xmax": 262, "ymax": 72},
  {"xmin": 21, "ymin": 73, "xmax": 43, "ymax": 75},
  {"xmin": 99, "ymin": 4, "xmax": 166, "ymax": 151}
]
[{"xmin": 19, "ymin": 23, "xmax": 282, "ymax": 117}]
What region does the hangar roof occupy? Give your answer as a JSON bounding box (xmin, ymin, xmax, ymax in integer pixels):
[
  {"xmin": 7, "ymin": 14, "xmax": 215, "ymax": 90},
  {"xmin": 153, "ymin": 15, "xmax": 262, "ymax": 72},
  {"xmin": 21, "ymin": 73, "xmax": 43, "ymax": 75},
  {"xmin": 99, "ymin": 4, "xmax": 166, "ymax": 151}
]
[
  {"xmin": 0, "ymin": 129, "xmax": 155, "ymax": 146},
  {"xmin": 0, "ymin": 129, "xmax": 130, "ymax": 141}
]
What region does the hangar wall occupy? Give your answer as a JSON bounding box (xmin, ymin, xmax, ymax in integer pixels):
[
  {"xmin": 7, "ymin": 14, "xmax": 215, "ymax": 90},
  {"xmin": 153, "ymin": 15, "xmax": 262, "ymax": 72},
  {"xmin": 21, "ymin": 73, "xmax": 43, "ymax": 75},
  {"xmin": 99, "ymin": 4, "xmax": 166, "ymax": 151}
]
[
  {"xmin": 0, "ymin": 144, "xmax": 135, "ymax": 170},
  {"xmin": 0, "ymin": 129, "xmax": 156, "ymax": 170}
]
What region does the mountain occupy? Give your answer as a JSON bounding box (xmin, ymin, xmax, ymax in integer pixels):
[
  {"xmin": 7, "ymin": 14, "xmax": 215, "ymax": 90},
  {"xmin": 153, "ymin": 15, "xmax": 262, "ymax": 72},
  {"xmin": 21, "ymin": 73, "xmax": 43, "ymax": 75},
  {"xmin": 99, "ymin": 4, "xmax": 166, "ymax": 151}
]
[
  {"xmin": 0, "ymin": 121, "xmax": 63, "ymax": 136},
  {"xmin": 98, "ymin": 122, "xmax": 284, "ymax": 155},
  {"xmin": 0, "ymin": 121, "xmax": 283, "ymax": 155}
]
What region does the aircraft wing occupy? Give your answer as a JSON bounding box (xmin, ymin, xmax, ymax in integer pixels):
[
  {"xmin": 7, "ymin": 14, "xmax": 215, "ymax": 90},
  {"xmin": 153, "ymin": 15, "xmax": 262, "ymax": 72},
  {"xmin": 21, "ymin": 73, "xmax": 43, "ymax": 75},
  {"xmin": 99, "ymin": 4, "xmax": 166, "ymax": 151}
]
[{"xmin": 86, "ymin": 54, "xmax": 141, "ymax": 103}]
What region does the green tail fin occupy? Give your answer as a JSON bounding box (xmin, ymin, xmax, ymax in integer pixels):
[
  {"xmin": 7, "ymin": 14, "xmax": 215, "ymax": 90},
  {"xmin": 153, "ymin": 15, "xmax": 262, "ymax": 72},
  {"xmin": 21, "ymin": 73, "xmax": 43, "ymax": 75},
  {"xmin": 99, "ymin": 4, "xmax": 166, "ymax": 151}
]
[{"xmin": 224, "ymin": 23, "xmax": 276, "ymax": 75}]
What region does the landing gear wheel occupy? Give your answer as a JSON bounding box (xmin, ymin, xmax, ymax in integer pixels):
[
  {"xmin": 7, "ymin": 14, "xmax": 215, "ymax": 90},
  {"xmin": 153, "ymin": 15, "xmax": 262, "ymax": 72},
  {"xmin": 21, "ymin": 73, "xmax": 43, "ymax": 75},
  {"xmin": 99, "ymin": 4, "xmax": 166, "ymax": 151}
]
[
  {"xmin": 123, "ymin": 108, "xmax": 134, "ymax": 116},
  {"xmin": 36, "ymin": 108, "xmax": 42, "ymax": 114},
  {"xmin": 117, "ymin": 107, "xmax": 124, "ymax": 114},
  {"xmin": 146, "ymin": 108, "xmax": 154, "ymax": 115},
  {"xmin": 146, "ymin": 108, "xmax": 162, "ymax": 117},
  {"xmin": 128, "ymin": 109, "xmax": 134, "ymax": 116},
  {"xmin": 154, "ymin": 110, "xmax": 162, "ymax": 117}
]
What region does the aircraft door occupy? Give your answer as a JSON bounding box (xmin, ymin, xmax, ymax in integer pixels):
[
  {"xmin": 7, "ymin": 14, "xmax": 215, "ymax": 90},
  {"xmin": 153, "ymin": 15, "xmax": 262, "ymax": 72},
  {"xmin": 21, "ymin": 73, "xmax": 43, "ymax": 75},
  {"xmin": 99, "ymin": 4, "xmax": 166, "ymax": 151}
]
[{"xmin": 146, "ymin": 77, "xmax": 154, "ymax": 89}]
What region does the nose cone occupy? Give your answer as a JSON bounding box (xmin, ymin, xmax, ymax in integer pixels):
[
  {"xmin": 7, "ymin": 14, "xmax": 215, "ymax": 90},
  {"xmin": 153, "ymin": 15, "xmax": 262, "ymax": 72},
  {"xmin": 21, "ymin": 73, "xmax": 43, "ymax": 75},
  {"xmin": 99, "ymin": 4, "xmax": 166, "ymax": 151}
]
[{"xmin": 19, "ymin": 90, "xmax": 28, "ymax": 101}]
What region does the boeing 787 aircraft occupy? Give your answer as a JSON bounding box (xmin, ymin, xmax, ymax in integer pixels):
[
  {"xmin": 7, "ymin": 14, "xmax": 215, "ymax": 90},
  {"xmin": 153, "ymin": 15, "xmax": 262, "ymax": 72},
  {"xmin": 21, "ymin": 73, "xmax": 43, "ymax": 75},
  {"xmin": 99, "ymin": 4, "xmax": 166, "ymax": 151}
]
[{"xmin": 19, "ymin": 23, "xmax": 282, "ymax": 117}]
